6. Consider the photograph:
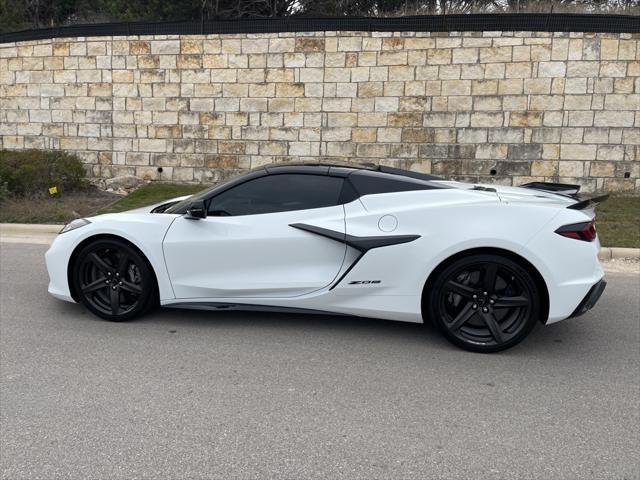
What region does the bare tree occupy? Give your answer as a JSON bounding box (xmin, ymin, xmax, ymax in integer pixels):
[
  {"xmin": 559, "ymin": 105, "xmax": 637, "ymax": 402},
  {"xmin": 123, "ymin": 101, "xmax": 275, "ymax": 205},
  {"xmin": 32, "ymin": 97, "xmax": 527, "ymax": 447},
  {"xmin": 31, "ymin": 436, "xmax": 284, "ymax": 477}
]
[{"xmin": 3, "ymin": 0, "xmax": 639, "ymax": 33}]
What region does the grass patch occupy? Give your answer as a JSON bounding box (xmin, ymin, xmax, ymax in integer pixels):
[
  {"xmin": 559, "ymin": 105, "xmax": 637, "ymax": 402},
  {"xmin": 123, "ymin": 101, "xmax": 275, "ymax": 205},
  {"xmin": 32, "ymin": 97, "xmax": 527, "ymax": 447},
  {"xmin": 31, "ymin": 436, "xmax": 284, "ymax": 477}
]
[
  {"xmin": 0, "ymin": 188, "xmax": 121, "ymax": 224},
  {"xmin": 97, "ymin": 183, "xmax": 206, "ymax": 214},
  {"xmin": 596, "ymin": 196, "xmax": 640, "ymax": 248},
  {"xmin": 0, "ymin": 149, "xmax": 113, "ymax": 224},
  {"xmin": 0, "ymin": 183, "xmax": 205, "ymax": 223}
]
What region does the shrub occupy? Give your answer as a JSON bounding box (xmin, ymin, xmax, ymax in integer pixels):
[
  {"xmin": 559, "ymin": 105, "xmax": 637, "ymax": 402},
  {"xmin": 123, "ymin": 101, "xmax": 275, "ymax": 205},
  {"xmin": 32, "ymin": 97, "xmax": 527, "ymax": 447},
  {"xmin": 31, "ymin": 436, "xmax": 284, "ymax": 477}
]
[
  {"xmin": 0, "ymin": 150, "xmax": 87, "ymax": 197},
  {"xmin": 0, "ymin": 175, "xmax": 8, "ymax": 203}
]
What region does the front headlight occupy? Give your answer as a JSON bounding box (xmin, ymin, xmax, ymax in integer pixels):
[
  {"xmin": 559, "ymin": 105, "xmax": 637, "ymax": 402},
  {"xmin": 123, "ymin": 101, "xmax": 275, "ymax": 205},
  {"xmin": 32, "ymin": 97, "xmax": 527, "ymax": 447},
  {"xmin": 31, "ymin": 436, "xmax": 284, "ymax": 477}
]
[{"xmin": 59, "ymin": 218, "xmax": 91, "ymax": 234}]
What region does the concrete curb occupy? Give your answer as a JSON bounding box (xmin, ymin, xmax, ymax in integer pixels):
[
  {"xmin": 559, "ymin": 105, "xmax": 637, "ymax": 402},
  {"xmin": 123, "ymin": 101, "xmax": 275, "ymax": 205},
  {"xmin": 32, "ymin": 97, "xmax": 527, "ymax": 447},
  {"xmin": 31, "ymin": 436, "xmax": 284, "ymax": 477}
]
[
  {"xmin": 597, "ymin": 247, "xmax": 640, "ymax": 261},
  {"xmin": 0, "ymin": 223, "xmax": 62, "ymax": 246},
  {"xmin": 1, "ymin": 223, "xmax": 639, "ymax": 259},
  {"xmin": 1, "ymin": 224, "xmax": 62, "ymax": 235}
]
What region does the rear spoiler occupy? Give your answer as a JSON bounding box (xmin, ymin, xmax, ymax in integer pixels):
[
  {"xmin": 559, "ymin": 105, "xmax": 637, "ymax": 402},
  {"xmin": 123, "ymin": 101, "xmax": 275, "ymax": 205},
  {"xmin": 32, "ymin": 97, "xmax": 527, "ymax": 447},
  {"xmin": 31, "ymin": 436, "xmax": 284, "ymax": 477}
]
[
  {"xmin": 520, "ymin": 181, "xmax": 581, "ymax": 197},
  {"xmin": 567, "ymin": 194, "xmax": 610, "ymax": 210},
  {"xmin": 519, "ymin": 181, "xmax": 609, "ymax": 210}
]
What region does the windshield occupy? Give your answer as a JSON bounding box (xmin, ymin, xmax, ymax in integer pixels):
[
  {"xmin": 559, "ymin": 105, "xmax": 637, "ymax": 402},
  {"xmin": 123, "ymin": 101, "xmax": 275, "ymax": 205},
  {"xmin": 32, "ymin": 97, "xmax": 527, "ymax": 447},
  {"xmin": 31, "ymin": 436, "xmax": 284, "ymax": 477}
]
[
  {"xmin": 163, "ymin": 168, "xmax": 264, "ymax": 214},
  {"xmin": 163, "ymin": 184, "xmax": 217, "ymax": 214}
]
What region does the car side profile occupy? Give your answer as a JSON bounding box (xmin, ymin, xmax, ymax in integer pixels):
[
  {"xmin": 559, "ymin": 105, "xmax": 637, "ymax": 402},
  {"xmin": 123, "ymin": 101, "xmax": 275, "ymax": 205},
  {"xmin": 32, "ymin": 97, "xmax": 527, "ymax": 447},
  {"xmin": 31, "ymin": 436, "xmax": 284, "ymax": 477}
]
[{"xmin": 46, "ymin": 163, "xmax": 607, "ymax": 352}]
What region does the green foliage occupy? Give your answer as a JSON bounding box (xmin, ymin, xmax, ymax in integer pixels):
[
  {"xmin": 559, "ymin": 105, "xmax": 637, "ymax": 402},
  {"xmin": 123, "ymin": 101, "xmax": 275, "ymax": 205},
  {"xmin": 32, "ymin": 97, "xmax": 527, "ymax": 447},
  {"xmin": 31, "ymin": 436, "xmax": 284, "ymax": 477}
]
[
  {"xmin": 0, "ymin": 0, "xmax": 27, "ymax": 33},
  {"xmin": 0, "ymin": 0, "xmax": 298, "ymax": 32},
  {"xmin": 98, "ymin": 182, "xmax": 206, "ymax": 214},
  {"xmin": 0, "ymin": 175, "xmax": 9, "ymax": 203},
  {"xmin": 596, "ymin": 196, "xmax": 640, "ymax": 248},
  {"xmin": 0, "ymin": 150, "xmax": 87, "ymax": 197},
  {"xmin": 1, "ymin": 0, "xmax": 637, "ymax": 33}
]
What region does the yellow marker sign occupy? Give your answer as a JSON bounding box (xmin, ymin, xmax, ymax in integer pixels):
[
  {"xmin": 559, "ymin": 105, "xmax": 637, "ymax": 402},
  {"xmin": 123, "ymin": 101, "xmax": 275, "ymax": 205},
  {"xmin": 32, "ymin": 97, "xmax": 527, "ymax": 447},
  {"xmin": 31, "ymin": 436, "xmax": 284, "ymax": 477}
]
[{"xmin": 48, "ymin": 186, "xmax": 58, "ymax": 195}]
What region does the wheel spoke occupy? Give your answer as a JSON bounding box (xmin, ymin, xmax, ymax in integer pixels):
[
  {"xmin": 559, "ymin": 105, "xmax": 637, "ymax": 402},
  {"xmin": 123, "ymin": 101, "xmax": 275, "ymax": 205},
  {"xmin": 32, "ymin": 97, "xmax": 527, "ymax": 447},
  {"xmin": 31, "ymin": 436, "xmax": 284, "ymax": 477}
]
[
  {"xmin": 89, "ymin": 253, "xmax": 112, "ymax": 274},
  {"xmin": 481, "ymin": 312, "xmax": 504, "ymax": 343},
  {"xmin": 448, "ymin": 302, "xmax": 477, "ymax": 331},
  {"xmin": 444, "ymin": 280, "xmax": 476, "ymax": 299},
  {"xmin": 117, "ymin": 252, "xmax": 130, "ymax": 275},
  {"xmin": 482, "ymin": 264, "xmax": 499, "ymax": 292},
  {"xmin": 82, "ymin": 277, "xmax": 107, "ymax": 293},
  {"xmin": 120, "ymin": 280, "xmax": 142, "ymax": 295},
  {"xmin": 109, "ymin": 288, "xmax": 120, "ymax": 315},
  {"xmin": 493, "ymin": 295, "xmax": 529, "ymax": 309}
]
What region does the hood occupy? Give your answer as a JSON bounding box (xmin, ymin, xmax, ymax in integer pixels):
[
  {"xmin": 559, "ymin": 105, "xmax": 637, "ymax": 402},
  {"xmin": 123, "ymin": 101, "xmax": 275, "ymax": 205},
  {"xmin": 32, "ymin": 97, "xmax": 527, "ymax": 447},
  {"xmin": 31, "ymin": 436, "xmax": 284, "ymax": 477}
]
[{"xmin": 122, "ymin": 195, "xmax": 192, "ymax": 214}]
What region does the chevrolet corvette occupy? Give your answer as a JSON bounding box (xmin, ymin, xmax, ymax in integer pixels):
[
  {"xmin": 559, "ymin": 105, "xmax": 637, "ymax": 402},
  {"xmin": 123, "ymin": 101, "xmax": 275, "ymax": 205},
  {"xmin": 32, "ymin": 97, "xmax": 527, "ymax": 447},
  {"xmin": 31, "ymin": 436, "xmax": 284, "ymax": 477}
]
[{"xmin": 46, "ymin": 163, "xmax": 607, "ymax": 352}]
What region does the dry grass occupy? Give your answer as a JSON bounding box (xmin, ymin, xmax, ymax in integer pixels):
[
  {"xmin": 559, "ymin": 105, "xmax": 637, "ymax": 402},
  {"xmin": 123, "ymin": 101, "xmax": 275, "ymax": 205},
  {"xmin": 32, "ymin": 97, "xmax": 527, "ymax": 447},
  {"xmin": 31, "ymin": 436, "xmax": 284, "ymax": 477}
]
[
  {"xmin": 0, "ymin": 188, "xmax": 121, "ymax": 224},
  {"xmin": 596, "ymin": 196, "xmax": 640, "ymax": 249},
  {"xmin": 97, "ymin": 183, "xmax": 206, "ymax": 214}
]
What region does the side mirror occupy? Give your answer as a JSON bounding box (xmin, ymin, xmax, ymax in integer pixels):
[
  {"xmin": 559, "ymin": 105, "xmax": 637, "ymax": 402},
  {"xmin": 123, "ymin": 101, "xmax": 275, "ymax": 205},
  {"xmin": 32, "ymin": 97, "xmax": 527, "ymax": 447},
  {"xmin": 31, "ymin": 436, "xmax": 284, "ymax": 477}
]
[{"xmin": 185, "ymin": 199, "xmax": 207, "ymax": 220}]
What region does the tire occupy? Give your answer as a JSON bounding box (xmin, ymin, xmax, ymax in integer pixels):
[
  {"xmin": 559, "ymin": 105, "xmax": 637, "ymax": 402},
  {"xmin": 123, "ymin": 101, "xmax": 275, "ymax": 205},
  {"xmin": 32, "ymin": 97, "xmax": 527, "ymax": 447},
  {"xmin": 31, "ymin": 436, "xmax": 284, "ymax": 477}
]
[
  {"xmin": 73, "ymin": 238, "xmax": 156, "ymax": 322},
  {"xmin": 426, "ymin": 254, "xmax": 541, "ymax": 353}
]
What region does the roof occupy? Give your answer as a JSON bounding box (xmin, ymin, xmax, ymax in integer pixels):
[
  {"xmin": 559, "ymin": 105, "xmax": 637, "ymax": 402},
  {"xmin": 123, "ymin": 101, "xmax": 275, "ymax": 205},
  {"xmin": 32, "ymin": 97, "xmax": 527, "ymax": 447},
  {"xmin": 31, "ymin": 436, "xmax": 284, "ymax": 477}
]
[{"xmin": 261, "ymin": 161, "xmax": 444, "ymax": 182}]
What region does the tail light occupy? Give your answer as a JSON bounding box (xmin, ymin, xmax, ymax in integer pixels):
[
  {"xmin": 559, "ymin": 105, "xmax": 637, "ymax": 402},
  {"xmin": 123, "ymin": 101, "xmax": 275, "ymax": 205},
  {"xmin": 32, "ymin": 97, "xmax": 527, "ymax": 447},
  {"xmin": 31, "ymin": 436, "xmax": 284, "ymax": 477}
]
[{"xmin": 555, "ymin": 221, "xmax": 597, "ymax": 242}]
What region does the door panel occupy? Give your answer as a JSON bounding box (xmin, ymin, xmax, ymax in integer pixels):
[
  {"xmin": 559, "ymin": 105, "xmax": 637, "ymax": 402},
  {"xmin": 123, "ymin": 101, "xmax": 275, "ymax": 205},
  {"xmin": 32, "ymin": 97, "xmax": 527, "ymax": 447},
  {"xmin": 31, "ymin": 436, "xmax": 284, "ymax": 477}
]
[{"xmin": 163, "ymin": 206, "xmax": 346, "ymax": 299}]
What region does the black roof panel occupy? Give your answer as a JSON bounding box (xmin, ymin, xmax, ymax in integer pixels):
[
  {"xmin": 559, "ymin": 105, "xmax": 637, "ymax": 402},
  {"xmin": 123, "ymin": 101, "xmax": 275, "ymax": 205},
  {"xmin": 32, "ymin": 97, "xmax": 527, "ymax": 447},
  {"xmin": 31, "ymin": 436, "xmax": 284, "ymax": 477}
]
[
  {"xmin": 261, "ymin": 161, "xmax": 444, "ymax": 182},
  {"xmin": 264, "ymin": 164, "xmax": 330, "ymax": 175}
]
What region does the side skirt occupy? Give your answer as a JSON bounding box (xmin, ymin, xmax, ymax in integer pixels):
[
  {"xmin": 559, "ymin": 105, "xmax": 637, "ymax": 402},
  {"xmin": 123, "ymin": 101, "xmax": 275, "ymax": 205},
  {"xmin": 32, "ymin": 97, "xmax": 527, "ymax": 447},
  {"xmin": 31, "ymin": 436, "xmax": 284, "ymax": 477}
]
[{"xmin": 164, "ymin": 301, "xmax": 350, "ymax": 317}]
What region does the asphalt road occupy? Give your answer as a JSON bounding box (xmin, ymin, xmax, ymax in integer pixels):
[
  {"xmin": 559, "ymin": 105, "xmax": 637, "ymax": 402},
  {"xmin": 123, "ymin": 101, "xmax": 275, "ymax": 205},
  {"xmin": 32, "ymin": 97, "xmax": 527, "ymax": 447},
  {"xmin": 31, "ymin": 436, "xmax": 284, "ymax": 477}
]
[{"xmin": 1, "ymin": 242, "xmax": 638, "ymax": 480}]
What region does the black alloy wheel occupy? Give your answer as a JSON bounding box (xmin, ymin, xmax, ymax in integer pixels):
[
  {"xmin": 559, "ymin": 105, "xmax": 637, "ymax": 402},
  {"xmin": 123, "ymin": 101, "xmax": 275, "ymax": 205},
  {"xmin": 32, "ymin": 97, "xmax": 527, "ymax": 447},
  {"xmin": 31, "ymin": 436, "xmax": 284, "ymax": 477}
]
[
  {"xmin": 427, "ymin": 254, "xmax": 541, "ymax": 353},
  {"xmin": 74, "ymin": 239, "xmax": 156, "ymax": 321}
]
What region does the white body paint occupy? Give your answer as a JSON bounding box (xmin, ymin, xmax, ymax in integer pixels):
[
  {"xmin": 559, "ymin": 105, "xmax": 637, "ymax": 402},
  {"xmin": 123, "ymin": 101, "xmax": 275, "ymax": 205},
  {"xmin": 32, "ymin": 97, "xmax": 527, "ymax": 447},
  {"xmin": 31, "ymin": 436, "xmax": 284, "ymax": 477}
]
[{"xmin": 45, "ymin": 180, "xmax": 604, "ymax": 325}]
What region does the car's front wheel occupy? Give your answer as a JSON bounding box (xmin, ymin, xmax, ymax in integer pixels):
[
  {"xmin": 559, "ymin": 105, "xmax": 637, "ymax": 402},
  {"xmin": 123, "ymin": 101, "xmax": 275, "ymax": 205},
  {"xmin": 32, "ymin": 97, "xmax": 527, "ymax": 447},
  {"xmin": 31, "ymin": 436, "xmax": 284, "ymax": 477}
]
[
  {"xmin": 73, "ymin": 238, "xmax": 156, "ymax": 321},
  {"xmin": 426, "ymin": 254, "xmax": 541, "ymax": 353}
]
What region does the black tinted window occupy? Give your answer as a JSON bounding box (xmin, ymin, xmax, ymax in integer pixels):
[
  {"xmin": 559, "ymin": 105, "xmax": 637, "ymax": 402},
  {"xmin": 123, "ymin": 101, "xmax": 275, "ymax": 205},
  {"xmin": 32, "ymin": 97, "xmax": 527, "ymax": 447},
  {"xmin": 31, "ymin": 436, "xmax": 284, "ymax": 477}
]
[
  {"xmin": 209, "ymin": 174, "xmax": 344, "ymax": 216},
  {"xmin": 349, "ymin": 170, "xmax": 438, "ymax": 196}
]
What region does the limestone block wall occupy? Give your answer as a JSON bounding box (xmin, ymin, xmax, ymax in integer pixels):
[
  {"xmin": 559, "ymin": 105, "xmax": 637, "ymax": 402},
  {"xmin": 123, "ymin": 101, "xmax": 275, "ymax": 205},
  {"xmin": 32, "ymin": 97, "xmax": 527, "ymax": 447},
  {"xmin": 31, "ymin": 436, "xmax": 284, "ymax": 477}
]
[{"xmin": 1, "ymin": 31, "xmax": 639, "ymax": 192}]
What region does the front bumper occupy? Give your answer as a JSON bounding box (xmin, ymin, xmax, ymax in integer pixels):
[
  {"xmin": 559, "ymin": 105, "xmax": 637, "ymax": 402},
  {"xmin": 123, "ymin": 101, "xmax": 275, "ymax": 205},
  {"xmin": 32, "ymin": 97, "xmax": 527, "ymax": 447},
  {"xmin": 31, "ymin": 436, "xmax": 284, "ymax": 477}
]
[
  {"xmin": 569, "ymin": 278, "xmax": 606, "ymax": 318},
  {"xmin": 45, "ymin": 234, "xmax": 76, "ymax": 302}
]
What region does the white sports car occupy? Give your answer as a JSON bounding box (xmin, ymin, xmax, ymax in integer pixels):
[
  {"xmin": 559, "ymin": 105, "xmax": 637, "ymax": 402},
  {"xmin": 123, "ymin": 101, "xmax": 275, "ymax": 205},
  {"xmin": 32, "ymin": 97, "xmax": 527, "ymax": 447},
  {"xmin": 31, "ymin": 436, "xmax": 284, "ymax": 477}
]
[{"xmin": 46, "ymin": 163, "xmax": 607, "ymax": 352}]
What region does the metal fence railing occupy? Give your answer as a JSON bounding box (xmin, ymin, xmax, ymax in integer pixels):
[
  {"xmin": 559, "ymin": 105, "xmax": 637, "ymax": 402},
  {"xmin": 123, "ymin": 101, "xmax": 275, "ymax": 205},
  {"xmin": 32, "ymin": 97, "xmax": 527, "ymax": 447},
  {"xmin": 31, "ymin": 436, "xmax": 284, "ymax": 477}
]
[{"xmin": 1, "ymin": 14, "xmax": 639, "ymax": 44}]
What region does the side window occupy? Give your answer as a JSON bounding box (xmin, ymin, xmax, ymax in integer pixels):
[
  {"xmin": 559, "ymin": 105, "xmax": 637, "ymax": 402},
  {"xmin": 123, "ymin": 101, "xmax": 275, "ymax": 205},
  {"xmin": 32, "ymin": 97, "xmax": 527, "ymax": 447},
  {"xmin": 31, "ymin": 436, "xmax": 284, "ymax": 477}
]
[
  {"xmin": 348, "ymin": 170, "xmax": 435, "ymax": 196},
  {"xmin": 208, "ymin": 174, "xmax": 344, "ymax": 216}
]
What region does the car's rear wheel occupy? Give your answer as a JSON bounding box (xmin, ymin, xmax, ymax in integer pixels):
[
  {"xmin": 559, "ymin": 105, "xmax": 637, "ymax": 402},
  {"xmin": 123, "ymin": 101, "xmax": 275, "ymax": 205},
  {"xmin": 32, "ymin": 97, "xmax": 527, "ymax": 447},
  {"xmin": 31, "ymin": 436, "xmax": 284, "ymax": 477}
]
[
  {"xmin": 426, "ymin": 254, "xmax": 540, "ymax": 353},
  {"xmin": 73, "ymin": 239, "xmax": 156, "ymax": 321}
]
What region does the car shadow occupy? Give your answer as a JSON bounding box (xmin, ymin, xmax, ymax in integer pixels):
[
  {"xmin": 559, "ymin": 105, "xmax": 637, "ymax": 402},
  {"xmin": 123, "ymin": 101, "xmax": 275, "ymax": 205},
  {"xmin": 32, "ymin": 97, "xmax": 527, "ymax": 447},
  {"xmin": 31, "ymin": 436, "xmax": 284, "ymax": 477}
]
[
  {"xmin": 147, "ymin": 305, "xmax": 597, "ymax": 357},
  {"xmin": 53, "ymin": 297, "xmax": 599, "ymax": 357},
  {"xmin": 151, "ymin": 305, "xmax": 447, "ymax": 346}
]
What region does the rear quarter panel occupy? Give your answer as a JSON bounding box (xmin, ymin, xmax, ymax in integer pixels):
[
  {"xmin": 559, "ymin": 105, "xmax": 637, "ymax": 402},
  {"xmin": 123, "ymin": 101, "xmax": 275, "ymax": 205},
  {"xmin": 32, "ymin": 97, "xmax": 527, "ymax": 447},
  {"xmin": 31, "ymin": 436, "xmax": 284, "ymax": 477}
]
[
  {"xmin": 524, "ymin": 207, "xmax": 603, "ymax": 322},
  {"xmin": 344, "ymin": 189, "xmax": 583, "ymax": 320}
]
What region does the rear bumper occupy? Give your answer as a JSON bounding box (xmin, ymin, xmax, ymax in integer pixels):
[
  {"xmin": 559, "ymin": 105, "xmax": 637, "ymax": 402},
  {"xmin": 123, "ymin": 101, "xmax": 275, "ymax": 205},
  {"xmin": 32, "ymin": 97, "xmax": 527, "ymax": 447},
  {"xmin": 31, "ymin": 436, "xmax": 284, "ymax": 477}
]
[{"xmin": 569, "ymin": 278, "xmax": 606, "ymax": 319}]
